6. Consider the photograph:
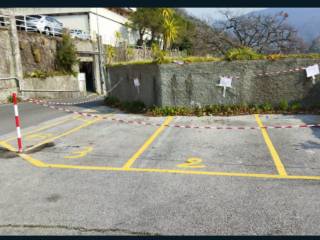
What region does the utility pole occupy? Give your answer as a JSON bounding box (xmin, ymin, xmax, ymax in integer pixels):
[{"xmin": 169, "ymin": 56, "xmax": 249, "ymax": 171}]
[
  {"xmin": 95, "ymin": 8, "xmax": 107, "ymax": 96},
  {"xmin": 8, "ymin": 9, "xmax": 24, "ymax": 95}
]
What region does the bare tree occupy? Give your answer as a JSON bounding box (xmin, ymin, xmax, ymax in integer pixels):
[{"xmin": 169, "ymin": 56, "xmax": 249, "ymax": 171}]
[
  {"xmin": 219, "ymin": 10, "xmax": 305, "ymax": 54},
  {"xmin": 190, "ymin": 17, "xmax": 239, "ymax": 56}
]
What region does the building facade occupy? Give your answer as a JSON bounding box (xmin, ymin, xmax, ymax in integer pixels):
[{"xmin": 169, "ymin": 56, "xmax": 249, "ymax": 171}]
[{"xmin": 12, "ymin": 8, "xmax": 139, "ymax": 45}]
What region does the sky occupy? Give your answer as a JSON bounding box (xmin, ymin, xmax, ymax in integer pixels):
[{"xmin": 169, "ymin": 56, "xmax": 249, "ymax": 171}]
[{"xmin": 184, "ymin": 8, "xmax": 265, "ymax": 20}]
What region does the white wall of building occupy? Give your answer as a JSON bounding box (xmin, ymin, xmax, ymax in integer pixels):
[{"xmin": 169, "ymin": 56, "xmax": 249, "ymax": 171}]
[
  {"xmin": 53, "ymin": 14, "xmax": 90, "ymax": 33},
  {"xmin": 12, "ymin": 8, "xmax": 140, "ymax": 46},
  {"xmin": 88, "ymin": 8, "xmax": 139, "ymax": 45}
]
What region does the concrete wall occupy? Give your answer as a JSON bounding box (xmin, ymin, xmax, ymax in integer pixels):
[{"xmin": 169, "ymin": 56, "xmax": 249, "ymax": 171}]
[
  {"xmin": 21, "ymin": 75, "xmax": 83, "ymax": 99},
  {"xmin": 0, "ymin": 79, "xmax": 19, "ymax": 102},
  {"xmin": 107, "ymin": 64, "xmax": 161, "ymax": 106},
  {"xmin": 0, "ymin": 29, "xmax": 14, "ymax": 78},
  {"xmin": 107, "ymin": 59, "xmax": 320, "ymax": 107}
]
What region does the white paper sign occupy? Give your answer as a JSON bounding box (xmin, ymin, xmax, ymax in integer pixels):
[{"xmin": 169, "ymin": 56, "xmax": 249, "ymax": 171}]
[
  {"xmin": 78, "ymin": 73, "xmax": 86, "ymax": 81},
  {"xmin": 217, "ymin": 76, "xmax": 233, "ymax": 97},
  {"xmin": 305, "ymin": 64, "xmax": 319, "ymax": 84},
  {"xmin": 133, "ymin": 78, "xmax": 140, "ymax": 87},
  {"xmin": 306, "ymin": 64, "xmax": 319, "ymax": 78}
]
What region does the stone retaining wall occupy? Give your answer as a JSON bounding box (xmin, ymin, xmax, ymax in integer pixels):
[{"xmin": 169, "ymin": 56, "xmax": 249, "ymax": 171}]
[{"xmin": 107, "ymin": 59, "xmax": 320, "ymax": 107}]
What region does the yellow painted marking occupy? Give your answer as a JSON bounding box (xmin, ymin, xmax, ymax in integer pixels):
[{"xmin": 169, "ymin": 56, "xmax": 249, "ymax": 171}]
[
  {"xmin": 122, "ymin": 116, "xmax": 174, "ymax": 169},
  {"xmin": 1, "ymin": 115, "xmax": 81, "ymax": 142},
  {"xmin": 26, "ymin": 133, "xmax": 54, "ymax": 140},
  {"xmin": 2, "ymin": 140, "xmax": 320, "ymax": 181},
  {"xmin": 25, "ymin": 117, "xmax": 102, "ymax": 152},
  {"xmin": 64, "ymin": 146, "xmax": 93, "ymax": 159},
  {"xmin": 177, "ymin": 157, "xmax": 206, "ymax": 169},
  {"xmin": 255, "ymin": 114, "xmax": 287, "ymax": 176}
]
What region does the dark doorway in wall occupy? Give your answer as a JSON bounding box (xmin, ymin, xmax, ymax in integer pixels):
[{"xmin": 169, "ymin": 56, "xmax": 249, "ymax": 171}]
[{"xmin": 79, "ymin": 62, "xmax": 94, "ymax": 92}]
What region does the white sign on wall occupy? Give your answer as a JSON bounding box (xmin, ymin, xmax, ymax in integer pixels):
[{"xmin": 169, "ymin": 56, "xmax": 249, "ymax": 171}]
[
  {"xmin": 78, "ymin": 73, "xmax": 86, "ymax": 81},
  {"xmin": 216, "ymin": 76, "xmax": 233, "ymax": 97},
  {"xmin": 78, "ymin": 73, "xmax": 86, "ymax": 92},
  {"xmin": 133, "ymin": 78, "xmax": 140, "ymax": 95},
  {"xmin": 133, "ymin": 78, "xmax": 140, "ymax": 87},
  {"xmin": 305, "ymin": 64, "xmax": 319, "ymax": 84}
]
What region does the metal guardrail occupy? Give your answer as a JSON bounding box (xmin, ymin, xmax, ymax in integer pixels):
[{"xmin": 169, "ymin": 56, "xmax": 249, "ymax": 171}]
[
  {"xmin": 0, "ymin": 14, "xmax": 76, "ymax": 38},
  {"xmin": 0, "ymin": 15, "xmax": 9, "ymax": 28}
]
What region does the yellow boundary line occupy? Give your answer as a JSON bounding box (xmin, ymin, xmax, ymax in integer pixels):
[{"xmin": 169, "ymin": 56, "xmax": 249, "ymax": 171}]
[
  {"xmin": 1, "ymin": 115, "xmax": 82, "ymax": 143},
  {"xmin": 2, "ymin": 113, "xmax": 320, "ymax": 181},
  {"xmin": 2, "ymin": 139, "xmax": 320, "ymax": 181},
  {"xmin": 122, "ymin": 116, "xmax": 174, "ymax": 169},
  {"xmin": 255, "ymin": 114, "xmax": 288, "ymax": 176},
  {"xmin": 25, "ymin": 117, "xmax": 102, "ymax": 152},
  {"xmin": 1, "ymin": 143, "xmax": 320, "ymax": 181}
]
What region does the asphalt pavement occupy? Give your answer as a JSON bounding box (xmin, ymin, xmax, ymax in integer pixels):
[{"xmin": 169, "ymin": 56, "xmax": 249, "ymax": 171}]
[{"xmin": 1, "ymin": 100, "xmax": 320, "ymax": 235}]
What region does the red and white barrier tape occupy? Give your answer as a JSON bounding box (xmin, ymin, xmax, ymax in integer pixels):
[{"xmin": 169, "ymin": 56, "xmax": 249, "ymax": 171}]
[
  {"xmin": 28, "ymin": 99, "xmax": 320, "ymax": 131},
  {"xmin": 231, "ymin": 63, "xmax": 318, "ymax": 80},
  {"xmin": 13, "ymin": 93, "xmax": 23, "ymax": 152}
]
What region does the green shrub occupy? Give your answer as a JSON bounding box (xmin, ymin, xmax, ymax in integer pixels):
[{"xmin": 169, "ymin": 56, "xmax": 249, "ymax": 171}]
[
  {"xmin": 225, "ymin": 47, "xmax": 265, "ymax": 61},
  {"xmin": 122, "ymin": 101, "xmax": 146, "ymax": 113},
  {"xmin": 260, "ymin": 102, "xmax": 273, "ymax": 112},
  {"xmin": 56, "ymin": 33, "xmax": 78, "ymax": 73},
  {"xmin": 105, "ymin": 96, "xmax": 146, "ymax": 113},
  {"xmin": 278, "ymin": 99, "xmax": 289, "ymax": 111},
  {"xmin": 290, "ymin": 101, "xmax": 302, "ymax": 111},
  {"xmin": 151, "ymin": 43, "xmax": 167, "ymax": 63},
  {"xmin": 105, "ymin": 45, "xmax": 116, "ymax": 64},
  {"xmin": 104, "ymin": 96, "xmax": 121, "ymax": 107}
]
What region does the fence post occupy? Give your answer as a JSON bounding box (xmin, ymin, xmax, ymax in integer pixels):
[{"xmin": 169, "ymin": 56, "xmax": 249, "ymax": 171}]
[{"xmin": 12, "ymin": 93, "xmax": 23, "ymax": 153}]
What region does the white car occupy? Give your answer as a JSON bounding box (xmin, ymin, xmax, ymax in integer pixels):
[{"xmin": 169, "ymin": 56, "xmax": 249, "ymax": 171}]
[
  {"xmin": 17, "ymin": 15, "xmax": 63, "ymax": 36},
  {"xmin": 70, "ymin": 29, "xmax": 90, "ymax": 40}
]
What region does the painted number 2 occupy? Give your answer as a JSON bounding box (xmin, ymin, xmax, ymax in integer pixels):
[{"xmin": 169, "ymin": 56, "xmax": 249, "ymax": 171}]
[
  {"xmin": 64, "ymin": 146, "xmax": 93, "ymax": 159},
  {"xmin": 177, "ymin": 157, "xmax": 206, "ymax": 169}
]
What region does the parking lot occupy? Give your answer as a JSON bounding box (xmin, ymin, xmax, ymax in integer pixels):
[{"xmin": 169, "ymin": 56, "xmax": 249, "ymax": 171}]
[{"xmin": 1, "ymin": 101, "xmax": 320, "ymax": 234}]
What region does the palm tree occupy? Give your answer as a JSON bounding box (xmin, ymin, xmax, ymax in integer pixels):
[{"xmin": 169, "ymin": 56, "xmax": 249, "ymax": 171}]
[{"xmin": 161, "ymin": 8, "xmax": 178, "ymax": 50}]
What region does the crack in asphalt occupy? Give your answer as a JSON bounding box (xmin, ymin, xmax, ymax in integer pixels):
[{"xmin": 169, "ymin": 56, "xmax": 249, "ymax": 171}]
[{"xmin": 0, "ymin": 224, "xmax": 158, "ymax": 235}]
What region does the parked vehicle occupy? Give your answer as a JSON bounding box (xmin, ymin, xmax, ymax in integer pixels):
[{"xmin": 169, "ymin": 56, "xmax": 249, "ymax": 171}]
[
  {"xmin": 70, "ymin": 29, "xmax": 90, "ymax": 40},
  {"xmin": 16, "ymin": 15, "xmax": 63, "ymax": 36}
]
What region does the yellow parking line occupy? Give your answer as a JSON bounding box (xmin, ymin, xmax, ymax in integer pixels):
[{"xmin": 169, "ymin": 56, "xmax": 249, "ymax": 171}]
[
  {"xmin": 1, "ymin": 115, "xmax": 82, "ymax": 143},
  {"xmin": 255, "ymin": 114, "xmax": 287, "ymax": 176},
  {"xmin": 122, "ymin": 116, "xmax": 174, "ymax": 169},
  {"xmin": 25, "ymin": 117, "xmax": 103, "ymax": 152},
  {"xmin": 2, "ymin": 140, "xmax": 320, "ymax": 181}
]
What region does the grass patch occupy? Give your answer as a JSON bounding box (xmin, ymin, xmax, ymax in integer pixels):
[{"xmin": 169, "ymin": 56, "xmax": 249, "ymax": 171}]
[
  {"xmin": 24, "ymin": 70, "xmax": 76, "ymax": 79},
  {"xmin": 108, "ymin": 52, "xmax": 320, "ymax": 67}
]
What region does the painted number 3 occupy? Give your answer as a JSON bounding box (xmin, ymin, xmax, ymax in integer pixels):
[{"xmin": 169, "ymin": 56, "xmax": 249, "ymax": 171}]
[
  {"xmin": 177, "ymin": 157, "xmax": 206, "ymax": 169},
  {"xmin": 64, "ymin": 146, "xmax": 93, "ymax": 159}
]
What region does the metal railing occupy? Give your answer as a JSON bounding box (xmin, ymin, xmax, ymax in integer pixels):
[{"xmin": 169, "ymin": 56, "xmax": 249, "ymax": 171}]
[
  {"xmin": 0, "ymin": 15, "xmax": 9, "ymax": 28},
  {"xmin": 0, "ymin": 14, "xmax": 64, "ymax": 37}
]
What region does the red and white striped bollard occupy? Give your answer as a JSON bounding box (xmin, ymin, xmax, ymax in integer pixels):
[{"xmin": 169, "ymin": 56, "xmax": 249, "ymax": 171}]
[{"xmin": 12, "ymin": 93, "xmax": 23, "ymax": 153}]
